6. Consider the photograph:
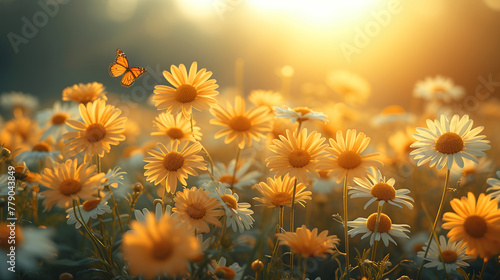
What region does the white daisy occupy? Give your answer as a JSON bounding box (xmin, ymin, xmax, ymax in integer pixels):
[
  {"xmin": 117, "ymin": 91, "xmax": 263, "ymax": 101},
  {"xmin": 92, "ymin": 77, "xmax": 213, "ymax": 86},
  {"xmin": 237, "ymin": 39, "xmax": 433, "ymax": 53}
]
[
  {"xmin": 16, "ymin": 141, "xmax": 60, "ymax": 168},
  {"xmin": 66, "ymin": 193, "xmax": 112, "ymax": 229},
  {"xmin": 487, "ymin": 170, "xmax": 500, "ymax": 201},
  {"xmin": 102, "ymin": 166, "xmax": 127, "ymax": 189},
  {"xmin": 413, "ymin": 76, "xmax": 465, "ymax": 102},
  {"xmin": 348, "ymin": 213, "xmax": 410, "ymax": 247},
  {"xmin": 209, "ymin": 257, "xmax": 245, "ymax": 280},
  {"xmin": 326, "ymin": 70, "xmax": 371, "ymax": 105},
  {"xmin": 198, "ymin": 159, "xmax": 262, "ymax": 190},
  {"xmin": 134, "ymin": 203, "xmax": 172, "ymax": 223},
  {"xmin": 450, "ymin": 157, "xmax": 493, "ymax": 185},
  {"xmin": 371, "ymin": 105, "xmax": 415, "ymax": 127},
  {"xmin": 36, "ymin": 101, "xmax": 79, "ymax": 141},
  {"xmin": 349, "ymin": 169, "xmax": 414, "ymax": 210},
  {"xmin": 312, "ymin": 169, "xmax": 343, "ymax": 194},
  {"xmin": 274, "ymin": 106, "xmax": 328, "ymax": 124},
  {"xmin": 410, "ymin": 114, "xmax": 490, "ymax": 170},
  {"xmin": 417, "ymin": 235, "xmax": 472, "ymax": 273},
  {"xmin": 0, "ymin": 91, "xmax": 39, "ymax": 112},
  {"xmin": 203, "ymin": 181, "xmax": 254, "ymax": 233}
]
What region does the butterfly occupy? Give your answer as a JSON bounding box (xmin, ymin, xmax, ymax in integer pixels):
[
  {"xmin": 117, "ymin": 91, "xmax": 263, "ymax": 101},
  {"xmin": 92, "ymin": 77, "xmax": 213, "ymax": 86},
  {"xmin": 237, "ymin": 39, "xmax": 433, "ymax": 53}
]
[{"xmin": 109, "ymin": 49, "xmax": 147, "ymax": 87}]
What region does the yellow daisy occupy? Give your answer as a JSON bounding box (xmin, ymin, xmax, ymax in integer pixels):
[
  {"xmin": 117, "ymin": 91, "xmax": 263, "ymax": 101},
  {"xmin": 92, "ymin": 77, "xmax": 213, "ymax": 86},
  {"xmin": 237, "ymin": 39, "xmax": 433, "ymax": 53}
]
[
  {"xmin": 143, "ymin": 141, "xmax": 207, "ymax": 195},
  {"xmin": 151, "ymin": 112, "xmax": 202, "ymax": 142},
  {"xmin": 122, "ymin": 213, "xmax": 201, "ymax": 279},
  {"xmin": 39, "ymin": 158, "xmax": 104, "ymax": 210},
  {"xmin": 253, "ymin": 174, "xmax": 311, "ymax": 208},
  {"xmin": 62, "ymin": 82, "xmax": 107, "ymax": 104},
  {"xmin": 318, "ymin": 129, "xmax": 382, "ymax": 183},
  {"xmin": 248, "ymin": 90, "xmax": 284, "ymax": 109},
  {"xmin": 210, "ymin": 96, "xmax": 273, "ymax": 149},
  {"xmin": 326, "ymin": 70, "xmax": 371, "ymax": 105},
  {"xmin": 173, "ymin": 186, "xmax": 224, "ymax": 233},
  {"xmin": 153, "ymin": 62, "xmax": 219, "ymax": 119},
  {"xmin": 64, "ymin": 99, "xmax": 127, "ymax": 158},
  {"xmin": 266, "ymin": 128, "xmax": 328, "ymax": 182},
  {"xmin": 442, "ymin": 192, "xmax": 500, "ymax": 260},
  {"xmin": 276, "ymin": 225, "xmax": 340, "ymax": 258}
]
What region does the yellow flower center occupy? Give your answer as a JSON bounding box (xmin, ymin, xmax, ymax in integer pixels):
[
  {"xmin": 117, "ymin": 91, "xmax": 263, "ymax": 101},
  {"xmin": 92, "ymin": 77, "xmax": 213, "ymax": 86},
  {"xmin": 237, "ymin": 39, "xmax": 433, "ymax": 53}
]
[
  {"xmin": 432, "ymin": 85, "xmax": 447, "ymax": 93},
  {"xmin": 435, "ymin": 132, "xmax": 464, "ymax": 154},
  {"xmin": 51, "ymin": 113, "xmax": 69, "ymax": 125},
  {"xmin": 413, "ymin": 243, "xmax": 425, "ymax": 253},
  {"xmin": 464, "ymin": 215, "xmax": 487, "ymax": 238},
  {"xmin": 175, "ymin": 84, "xmax": 197, "ymax": 103},
  {"xmin": 270, "ymin": 192, "xmax": 292, "ymax": 207},
  {"xmin": 219, "ymin": 175, "xmax": 238, "ymax": 185},
  {"xmin": 370, "ymin": 182, "xmax": 396, "ymax": 201},
  {"xmin": 318, "ymin": 170, "xmax": 330, "ymax": 179},
  {"xmin": 366, "ymin": 213, "xmax": 392, "ymax": 233},
  {"xmin": 82, "ymin": 199, "xmax": 102, "ymax": 212},
  {"xmin": 381, "ymin": 105, "xmax": 405, "ymax": 115},
  {"xmin": 85, "ymin": 123, "xmax": 106, "ymax": 143},
  {"xmin": 60, "ymin": 179, "xmax": 82, "ymax": 196},
  {"xmin": 215, "ymin": 266, "xmax": 236, "ymax": 280},
  {"xmin": 293, "ymin": 107, "xmax": 312, "ymax": 115},
  {"xmin": 151, "ymin": 239, "xmax": 174, "ymax": 261},
  {"xmin": 289, "ymin": 149, "xmax": 311, "ymax": 168},
  {"xmin": 32, "ymin": 142, "xmax": 50, "ymax": 152},
  {"xmin": 0, "ymin": 224, "xmax": 23, "ymax": 251},
  {"xmin": 441, "ymin": 250, "xmax": 458, "ymax": 264},
  {"xmin": 166, "ymin": 127, "xmax": 185, "ymax": 139},
  {"xmin": 163, "ymin": 152, "xmax": 185, "ymax": 171},
  {"xmin": 229, "ymin": 116, "xmax": 252, "ymax": 132},
  {"xmin": 221, "ymin": 194, "xmax": 238, "ymax": 210},
  {"xmin": 337, "ymin": 150, "xmax": 362, "ymax": 170},
  {"xmin": 462, "ymin": 168, "xmax": 476, "ymax": 177},
  {"xmin": 186, "ymin": 202, "xmax": 206, "ymax": 220}
]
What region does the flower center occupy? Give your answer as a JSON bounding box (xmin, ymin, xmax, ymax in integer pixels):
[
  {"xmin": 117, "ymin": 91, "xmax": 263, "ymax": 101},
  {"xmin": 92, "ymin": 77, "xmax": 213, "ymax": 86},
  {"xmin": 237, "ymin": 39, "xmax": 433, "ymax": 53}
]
[
  {"xmin": 60, "ymin": 179, "xmax": 82, "ymax": 196},
  {"xmin": 229, "ymin": 116, "xmax": 252, "ymax": 132},
  {"xmin": 175, "ymin": 84, "xmax": 197, "ymax": 103},
  {"xmin": 85, "ymin": 123, "xmax": 106, "ymax": 143},
  {"xmin": 14, "ymin": 166, "xmax": 28, "ymax": 180},
  {"xmin": 186, "ymin": 202, "xmax": 206, "ymax": 220},
  {"xmin": 370, "ymin": 182, "xmax": 396, "ymax": 201},
  {"xmin": 337, "ymin": 150, "xmax": 362, "ymax": 170},
  {"xmin": 166, "ymin": 127, "xmax": 185, "ymax": 139},
  {"xmin": 441, "ymin": 250, "xmax": 458, "ymax": 264},
  {"xmin": 462, "ymin": 168, "xmax": 476, "ymax": 177},
  {"xmin": 432, "ymin": 85, "xmax": 447, "ymax": 93},
  {"xmin": 318, "ymin": 170, "xmax": 330, "ymax": 179},
  {"xmin": 82, "ymin": 199, "xmax": 102, "ymax": 212},
  {"xmin": 464, "ymin": 215, "xmax": 487, "ymax": 238},
  {"xmin": 215, "ymin": 266, "xmax": 236, "ymax": 280},
  {"xmin": 289, "ymin": 149, "xmax": 311, "ymax": 168},
  {"xmin": 435, "ymin": 132, "xmax": 464, "ymax": 154},
  {"xmin": 413, "ymin": 243, "xmax": 425, "ymax": 253},
  {"xmin": 270, "ymin": 192, "xmax": 292, "ymax": 207},
  {"xmin": 151, "ymin": 239, "xmax": 174, "ymax": 261},
  {"xmin": 163, "ymin": 152, "xmax": 185, "ymax": 171},
  {"xmin": 51, "ymin": 113, "xmax": 69, "ymax": 125},
  {"xmin": 221, "ymin": 194, "xmax": 238, "ymax": 210},
  {"xmin": 219, "ymin": 175, "xmax": 238, "ymax": 185},
  {"xmin": 381, "ymin": 105, "xmax": 405, "ymax": 115},
  {"xmin": 366, "ymin": 213, "xmax": 392, "ymax": 233},
  {"xmin": 32, "ymin": 142, "xmax": 50, "ymax": 152},
  {"xmin": 0, "ymin": 224, "xmax": 23, "ymax": 251}
]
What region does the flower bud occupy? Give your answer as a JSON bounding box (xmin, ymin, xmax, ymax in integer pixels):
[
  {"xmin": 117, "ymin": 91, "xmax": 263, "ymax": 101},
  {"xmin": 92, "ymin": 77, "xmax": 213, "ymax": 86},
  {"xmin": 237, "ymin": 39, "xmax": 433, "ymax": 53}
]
[{"xmin": 251, "ymin": 259, "xmax": 264, "ymax": 273}]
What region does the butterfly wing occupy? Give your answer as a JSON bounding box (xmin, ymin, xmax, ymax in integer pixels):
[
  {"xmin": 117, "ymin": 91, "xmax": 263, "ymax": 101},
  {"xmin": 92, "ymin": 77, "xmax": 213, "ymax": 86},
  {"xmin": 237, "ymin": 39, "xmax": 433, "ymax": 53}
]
[
  {"xmin": 109, "ymin": 49, "xmax": 129, "ymax": 77},
  {"xmin": 121, "ymin": 67, "xmax": 147, "ymax": 87}
]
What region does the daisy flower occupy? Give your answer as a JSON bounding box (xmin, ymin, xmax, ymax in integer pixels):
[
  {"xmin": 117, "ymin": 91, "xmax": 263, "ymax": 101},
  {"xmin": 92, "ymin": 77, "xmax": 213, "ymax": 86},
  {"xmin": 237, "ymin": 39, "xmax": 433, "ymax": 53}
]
[
  {"xmin": 253, "ymin": 174, "xmax": 312, "ymax": 208},
  {"xmin": 143, "ymin": 140, "xmax": 207, "ymax": 195},
  {"xmin": 410, "ymin": 114, "xmax": 490, "ymax": 170},
  {"xmin": 348, "ymin": 213, "xmax": 410, "ymax": 246},
  {"xmin": 39, "ymin": 158, "xmax": 105, "ymax": 210},
  {"xmin": 173, "ymin": 186, "xmax": 224, "ymax": 233},
  {"xmin": 62, "ymin": 82, "xmax": 107, "ymax": 104},
  {"xmin": 450, "ymin": 157, "xmax": 493, "ymax": 185},
  {"xmin": 270, "ymin": 118, "xmax": 298, "ymax": 140},
  {"xmin": 371, "ymin": 105, "xmax": 415, "ymax": 127},
  {"xmin": 0, "ymin": 91, "xmax": 39, "ymax": 113},
  {"xmin": 152, "ymin": 112, "xmax": 202, "ymax": 142},
  {"xmin": 388, "ymin": 128, "xmax": 416, "ymax": 160},
  {"xmin": 64, "ymin": 99, "xmax": 127, "ymax": 158},
  {"xmin": 37, "ymin": 101, "xmax": 79, "ymax": 141},
  {"xmin": 122, "ymin": 213, "xmax": 201, "ymax": 279},
  {"xmin": 274, "ymin": 106, "xmax": 328, "ymax": 124},
  {"xmin": 417, "ymin": 235, "xmax": 472, "ymax": 273},
  {"xmin": 266, "ymin": 128, "xmax": 328, "ymax": 182},
  {"xmin": 248, "ymin": 90, "xmax": 284, "ymax": 109},
  {"xmin": 66, "ymin": 193, "xmax": 112, "ymax": 229},
  {"xmin": 209, "ymin": 257, "xmax": 245, "ymax": 280},
  {"xmin": 312, "ymin": 169, "xmax": 343, "ymax": 194},
  {"xmin": 349, "ymin": 169, "xmax": 414, "ymax": 210},
  {"xmin": 153, "ymin": 62, "xmax": 219, "ymax": 119},
  {"xmin": 326, "ymin": 70, "xmax": 371, "ymax": 105},
  {"xmin": 276, "ymin": 225, "xmax": 340, "ymax": 258},
  {"xmin": 487, "ymin": 170, "xmax": 500, "ymax": 201},
  {"xmin": 317, "ymin": 129, "xmax": 383, "ymax": 184},
  {"xmin": 102, "ymin": 166, "xmax": 127, "ymax": 188},
  {"xmin": 198, "ymin": 159, "xmax": 262, "ymax": 190},
  {"xmin": 16, "ymin": 140, "xmax": 60, "ymax": 167},
  {"xmin": 210, "ymin": 96, "xmax": 273, "ymax": 149},
  {"xmin": 442, "ymin": 192, "xmax": 500, "ymax": 260},
  {"xmin": 204, "ymin": 181, "xmax": 254, "ymax": 233},
  {"xmin": 134, "ymin": 203, "xmax": 172, "ymax": 224},
  {"xmin": 413, "ymin": 76, "xmax": 464, "ymax": 102},
  {"xmin": 3, "ymin": 113, "xmax": 40, "ymax": 146}
]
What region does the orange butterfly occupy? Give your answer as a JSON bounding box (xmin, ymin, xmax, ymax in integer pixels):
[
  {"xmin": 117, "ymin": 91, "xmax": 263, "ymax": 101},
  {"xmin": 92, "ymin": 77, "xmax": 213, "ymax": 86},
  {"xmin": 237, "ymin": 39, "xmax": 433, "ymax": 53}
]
[{"xmin": 109, "ymin": 49, "xmax": 147, "ymax": 87}]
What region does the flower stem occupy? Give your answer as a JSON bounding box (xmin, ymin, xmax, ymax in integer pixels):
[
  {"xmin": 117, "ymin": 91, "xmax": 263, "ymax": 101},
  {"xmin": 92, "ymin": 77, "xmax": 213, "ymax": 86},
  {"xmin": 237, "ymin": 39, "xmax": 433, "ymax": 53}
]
[
  {"xmin": 416, "ymin": 169, "xmax": 450, "ymax": 280},
  {"xmin": 479, "ymin": 258, "xmax": 487, "ymax": 280},
  {"xmin": 269, "ymin": 206, "xmax": 285, "ymax": 275},
  {"xmin": 230, "ymin": 147, "xmax": 241, "ymax": 189},
  {"xmin": 370, "ymin": 204, "xmax": 383, "ymax": 261},
  {"xmin": 290, "ymin": 178, "xmax": 298, "ymax": 274},
  {"xmin": 343, "ymin": 171, "xmax": 350, "ymax": 280},
  {"xmin": 106, "ymin": 185, "xmax": 124, "ymax": 234},
  {"xmin": 302, "ymin": 258, "xmax": 307, "ymax": 280}
]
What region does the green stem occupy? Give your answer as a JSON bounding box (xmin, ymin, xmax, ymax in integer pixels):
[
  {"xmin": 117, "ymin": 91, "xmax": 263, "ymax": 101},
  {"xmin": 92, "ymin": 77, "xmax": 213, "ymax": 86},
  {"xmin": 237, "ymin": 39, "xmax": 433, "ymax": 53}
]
[
  {"xmin": 269, "ymin": 206, "xmax": 284, "ymax": 275},
  {"xmin": 302, "ymin": 258, "xmax": 307, "ymax": 280},
  {"xmin": 479, "ymin": 258, "xmax": 487, "ymax": 280},
  {"xmin": 106, "ymin": 186, "xmax": 124, "ymax": 234},
  {"xmin": 230, "ymin": 147, "xmax": 241, "ymax": 189},
  {"xmin": 343, "ymin": 171, "xmax": 350, "ymax": 280},
  {"xmin": 370, "ymin": 204, "xmax": 383, "ymax": 261},
  {"xmin": 290, "ymin": 178, "xmax": 298, "ymax": 275}
]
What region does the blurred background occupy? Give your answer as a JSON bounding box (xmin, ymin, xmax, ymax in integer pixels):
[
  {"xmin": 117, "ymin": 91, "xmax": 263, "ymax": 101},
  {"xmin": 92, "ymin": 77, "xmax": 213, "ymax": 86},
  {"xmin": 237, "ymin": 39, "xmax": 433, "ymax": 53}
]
[{"xmin": 1, "ymin": 0, "xmax": 500, "ymax": 109}]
